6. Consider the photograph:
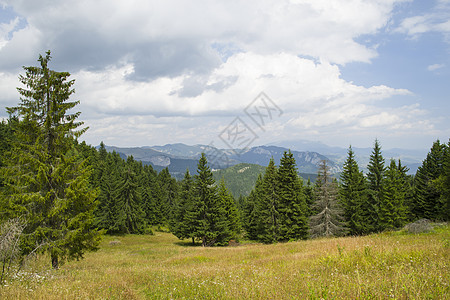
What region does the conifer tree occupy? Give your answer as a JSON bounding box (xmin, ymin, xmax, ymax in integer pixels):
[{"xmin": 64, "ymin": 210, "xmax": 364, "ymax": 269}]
[
  {"xmin": 366, "ymin": 139, "xmax": 386, "ymax": 232},
  {"xmin": 113, "ymin": 157, "xmax": 145, "ymax": 234},
  {"xmin": 1, "ymin": 51, "xmax": 101, "ymax": 269},
  {"xmin": 413, "ymin": 140, "xmax": 447, "ymax": 220},
  {"xmin": 193, "ymin": 153, "xmax": 230, "ymax": 246},
  {"xmin": 217, "ymin": 179, "xmax": 241, "ymax": 240},
  {"xmin": 257, "ymin": 158, "xmax": 280, "ymax": 243},
  {"xmin": 242, "ymin": 174, "xmax": 263, "ymax": 240},
  {"xmin": 171, "ymin": 170, "xmax": 197, "ymax": 244},
  {"xmin": 304, "ymin": 178, "xmax": 316, "ymax": 217},
  {"xmin": 141, "ymin": 164, "xmax": 161, "ymax": 226},
  {"xmin": 277, "ymin": 150, "xmax": 309, "ymax": 241},
  {"xmin": 339, "ymin": 146, "xmax": 367, "ymax": 235},
  {"xmin": 310, "ymin": 160, "xmax": 347, "ymax": 238},
  {"xmin": 158, "ymin": 168, "xmax": 178, "ymax": 225}
]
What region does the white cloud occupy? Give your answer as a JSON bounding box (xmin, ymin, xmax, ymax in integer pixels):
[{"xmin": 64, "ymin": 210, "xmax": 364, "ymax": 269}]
[
  {"xmin": 395, "ymin": 1, "xmax": 450, "ymax": 39},
  {"xmin": 427, "ymin": 63, "xmax": 445, "ymax": 71},
  {"xmin": 0, "ymin": 0, "xmax": 405, "ymax": 75},
  {"xmin": 0, "ymin": 0, "xmax": 444, "ymax": 149}
]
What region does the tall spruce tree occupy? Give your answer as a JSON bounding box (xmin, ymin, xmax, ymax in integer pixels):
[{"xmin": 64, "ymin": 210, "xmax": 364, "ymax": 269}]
[
  {"xmin": 1, "ymin": 51, "xmax": 101, "ymax": 269},
  {"xmin": 113, "ymin": 157, "xmax": 145, "ymax": 234},
  {"xmin": 380, "ymin": 159, "xmax": 407, "ymax": 230},
  {"xmin": 339, "ymin": 146, "xmax": 367, "ymax": 235},
  {"xmin": 171, "ymin": 170, "xmax": 197, "ymax": 244},
  {"xmin": 193, "ymin": 153, "xmax": 230, "ymax": 246},
  {"xmin": 277, "ymin": 150, "xmax": 309, "ymax": 241},
  {"xmin": 257, "ymin": 158, "xmax": 280, "ymax": 243},
  {"xmin": 366, "ymin": 139, "xmax": 386, "ymax": 232},
  {"xmin": 413, "ymin": 140, "xmax": 447, "ymax": 220},
  {"xmin": 310, "ymin": 160, "xmax": 347, "ymax": 238},
  {"xmin": 242, "ymin": 174, "xmax": 263, "ymax": 240},
  {"xmin": 217, "ymin": 179, "xmax": 241, "ymax": 240}
]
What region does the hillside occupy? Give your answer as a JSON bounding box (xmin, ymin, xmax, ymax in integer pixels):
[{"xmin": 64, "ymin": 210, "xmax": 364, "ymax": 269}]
[{"xmin": 212, "ymin": 163, "xmax": 317, "ymax": 198}]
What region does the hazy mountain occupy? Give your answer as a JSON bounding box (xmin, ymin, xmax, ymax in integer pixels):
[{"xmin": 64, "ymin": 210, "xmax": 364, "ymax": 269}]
[
  {"xmin": 102, "ymin": 139, "xmax": 425, "ymax": 178},
  {"xmin": 271, "ymin": 139, "xmax": 427, "ymax": 174}
]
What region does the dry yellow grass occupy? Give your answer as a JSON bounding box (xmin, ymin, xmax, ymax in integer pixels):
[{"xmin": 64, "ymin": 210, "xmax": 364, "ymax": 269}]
[{"xmin": 1, "ymin": 224, "xmax": 449, "ymax": 299}]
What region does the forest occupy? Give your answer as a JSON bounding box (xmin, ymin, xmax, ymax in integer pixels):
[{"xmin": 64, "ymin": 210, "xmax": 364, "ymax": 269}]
[{"xmin": 0, "ymin": 52, "xmax": 449, "ymax": 286}]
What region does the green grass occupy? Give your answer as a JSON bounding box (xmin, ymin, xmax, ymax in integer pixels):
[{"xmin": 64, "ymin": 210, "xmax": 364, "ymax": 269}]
[{"xmin": 1, "ymin": 224, "xmax": 449, "ymax": 299}]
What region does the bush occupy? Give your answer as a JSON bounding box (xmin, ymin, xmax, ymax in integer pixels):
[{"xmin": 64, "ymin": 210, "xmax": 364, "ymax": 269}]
[{"xmin": 404, "ymin": 219, "xmax": 433, "ymax": 234}]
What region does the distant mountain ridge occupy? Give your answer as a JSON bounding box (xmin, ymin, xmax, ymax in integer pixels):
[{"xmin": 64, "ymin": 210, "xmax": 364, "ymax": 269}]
[
  {"xmin": 103, "ymin": 140, "xmax": 426, "ymax": 178},
  {"xmin": 103, "ymin": 143, "xmax": 341, "ymax": 179}
]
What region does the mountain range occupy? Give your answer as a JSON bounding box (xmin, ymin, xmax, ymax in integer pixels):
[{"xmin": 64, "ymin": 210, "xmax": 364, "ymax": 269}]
[{"xmin": 103, "ymin": 140, "xmax": 427, "ymax": 180}]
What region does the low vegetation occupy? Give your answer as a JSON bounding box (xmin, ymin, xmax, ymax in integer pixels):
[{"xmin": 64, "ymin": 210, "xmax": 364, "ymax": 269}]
[{"xmin": 1, "ymin": 224, "xmax": 448, "ymax": 299}]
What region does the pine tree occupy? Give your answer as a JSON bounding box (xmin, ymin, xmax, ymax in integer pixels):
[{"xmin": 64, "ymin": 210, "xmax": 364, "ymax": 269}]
[
  {"xmin": 257, "ymin": 158, "xmax": 280, "ymax": 243},
  {"xmin": 277, "ymin": 150, "xmax": 309, "ymax": 241},
  {"xmin": 193, "ymin": 153, "xmax": 230, "ymax": 246},
  {"xmin": 1, "ymin": 51, "xmax": 101, "ymax": 269},
  {"xmin": 141, "ymin": 164, "xmax": 161, "ymax": 227},
  {"xmin": 242, "ymin": 174, "xmax": 263, "ymax": 240},
  {"xmin": 304, "ymin": 178, "xmax": 316, "ymax": 217},
  {"xmin": 171, "ymin": 170, "xmax": 197, "ymax": 244},
  {"xmin": 217, "ymin": 179, "xmax": 241, "ymax": 240},
  {"xmin": 310, "ymin": 160, "xmax": 347, "ymax": 238},
  {"xmin": 111, "ymin": 157, "xmax": 145, "ymax": 234},
  {"xmin": 366, "ymin": 139, "xmax": 386, "ymax": 232},
  {"xmin": 413, "ymin": 140, "xmax": 447, "ymax": 220},
  {"xmin": 380, "ymin": 159, "xmax": 407, "ymax": 230},
  {"xmin": 157, "ymin": 168, "xmax": 178, "ymax": 225},
  {"xmin": 339, "ymin": 146, "xmax": 367, "ymax": 235}
]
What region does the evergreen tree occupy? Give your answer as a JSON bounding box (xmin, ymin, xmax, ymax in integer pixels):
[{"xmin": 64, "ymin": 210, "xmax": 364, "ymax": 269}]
[
  {"xmin": 257, "ymin": 158, "xmax": 280, "ymax": 243},
  {"xmin": 1, "ymin": 51, "xmax": 101, "ymax": 269},
  {"xmin": 304, "ymin": 178, "xmax": 316, "ymax": 217},
  {"xmin": 380, "ymin": 159, "xmax": 407, "ymax": 230},
  {"xmin": 310, "ymin": 160, "xmax": 347, "ymax": 238},
  {"xmin": 277, "ymin": 150, "xmax": 309, "ymax": 241},
  {"xmin": 413, "ymin": 140, "xmax": 447, "ymax": 220},
  {"xmin": 157, "ymin": 168, "xmax": 178, "ymax": 225},
  {"xmin": 113, "ymin": 157, "xmax": 145, "ymax": 234},
  {"xmin": 171, "ymin": 170, "xmax": 197, "ymax": 244},
  {"xmin": 193, "ymin": 153, "xmax": 230, "ymax": 246},
  {"xmin": 339, "ymin": 146, "xmax": 367, "ymax": 235},
  {"xmin": 242, "ymin": 174, "xmax": 263, "ymax": 240},
  {"xmin": 141, "ymin": 164, "xmax": 161, "ymax": 226},
  {"xmin": 217, "ymin": 179, "xmax": 241, "ymax": 240},
  {"xmin": 366, "ymin": 139, "xmax": 386, "ymax": 232}
]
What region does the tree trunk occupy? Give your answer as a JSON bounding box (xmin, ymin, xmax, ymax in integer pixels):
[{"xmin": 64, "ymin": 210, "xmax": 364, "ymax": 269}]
[
  {"xmin": 51, "ymin": 254, "xmax": 59, "ymax": 270},
  {"xmin": 192, "ymin": 237, "xmax": 195, "ymax": 245}
]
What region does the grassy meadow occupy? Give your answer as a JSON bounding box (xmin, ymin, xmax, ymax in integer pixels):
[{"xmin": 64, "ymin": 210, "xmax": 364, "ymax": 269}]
[{"xmin": 1, "ymin": 224, "xmax": 449, "ymax": 299}]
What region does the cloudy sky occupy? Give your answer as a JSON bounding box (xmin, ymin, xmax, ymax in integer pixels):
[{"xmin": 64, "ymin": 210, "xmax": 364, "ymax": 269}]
[{"xmin": 0, "ymin": 0, "xmax": 449, "ymax": 150}]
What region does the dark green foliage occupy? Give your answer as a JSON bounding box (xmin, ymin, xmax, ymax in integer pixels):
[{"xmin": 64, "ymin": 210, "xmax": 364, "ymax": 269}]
[
  {"xmin": 413, "ymin": 140, "xmax": 448, "ymax": 221},
  {"xmin": 304, "ymin": 178, "xmax": 316, "ymax": 217},
  {"xmin": 171, "ymin": 170, "xmax": 197, "ymax": 244},
  {"xmin": 113, "ymin": 158, "xmax": 145, "ymax": 234},
  {"xmin": 380, "ymin": 159, "xmax": 408, "ymax": 230},
  {"xmin": 310, "ymin": 160, "xmax": 347, "ymax": 238},
  {"xmin": 339, "ymin": 146, "xmax": 368, "ymax": 235},
  {"xmin": 157, "ymin": 168, "xmax": 179, "ymax": 225},
  {"xmin": 217, "ymin": 179, "xmax": 241, "ymax": 240},
  {"xmin": 256, "ymin": 158, "xmax": 280, "ymax": 243},
  {"xmin": 1, "ymin": 51, "xmax": 101, "ymax": 269},
  {"xmin": 193, "ymin": 154, "xmax": 231, "ymax": 246},
  {"xmin": 276, "ymin": 150, "xmax": 309, "ymax": 241},
  {"xmin": 365, "ymin": 139, "xmax": 386, "ymax": 232},
  {"xmin": 242, "ymin": 174, "xmax": 264, "ymax": 241}
]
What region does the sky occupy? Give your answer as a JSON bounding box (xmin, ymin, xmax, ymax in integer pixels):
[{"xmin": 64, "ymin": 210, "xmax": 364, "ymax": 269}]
[{"xmin": 0, "ymin": 0, "xmax": 449, "ymax": 151}]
